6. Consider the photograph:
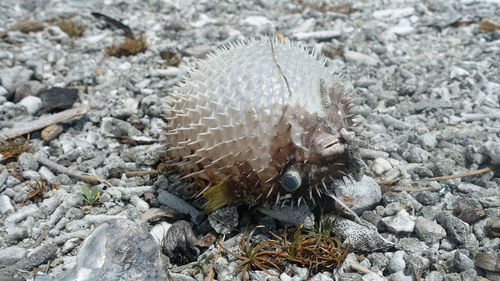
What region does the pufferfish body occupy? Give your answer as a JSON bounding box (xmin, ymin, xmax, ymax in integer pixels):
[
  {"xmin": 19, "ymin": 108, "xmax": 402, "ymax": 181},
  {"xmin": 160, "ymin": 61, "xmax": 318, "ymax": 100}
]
[{"xmin": 165, "ymin": 38, "xmax": 361, "ymax": 211}]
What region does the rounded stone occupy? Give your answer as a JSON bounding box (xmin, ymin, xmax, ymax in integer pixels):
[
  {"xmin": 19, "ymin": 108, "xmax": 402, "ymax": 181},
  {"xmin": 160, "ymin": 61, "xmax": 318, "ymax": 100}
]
[
  {"xmin": 387, "ymin": 251, "xmax": 406, "ymax": 273},
  {"xmin": 18, "ymin": 95, "xmax": 42, "ymax": 114},
  {"xmin": 453, "ymin": 252, "xmax": 475, "ymax": 272}
]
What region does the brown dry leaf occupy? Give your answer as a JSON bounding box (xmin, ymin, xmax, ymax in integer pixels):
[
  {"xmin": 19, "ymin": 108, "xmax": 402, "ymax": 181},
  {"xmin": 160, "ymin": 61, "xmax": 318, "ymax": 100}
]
[
  {"xmin": 107, "ymin": 35, "xmax": 147, "ymax": 57},
  {"xmin": 58, "ymin": 20, "xmax": 85, "ymax": 38},
  {"xmin": 454, "ymin": 201, "xmax": 486, "ymax": 224},
  {"xmin": 485, "ymin": 218, "xmax": 500, "ymax": 238},
  {"xmin": 475, "ymin": 253, "xmax": 500, "ymax": 272},
  {"xmin": 11, "ymin": 19, "xmax": 45, "ymax": 33},
  {"xmin": 197, "ymin": 232, "xmax": 217, "ymax": 248},
  {"xmin": 478, "ymin": 19, "xmax": 500, "ymax": 32}
]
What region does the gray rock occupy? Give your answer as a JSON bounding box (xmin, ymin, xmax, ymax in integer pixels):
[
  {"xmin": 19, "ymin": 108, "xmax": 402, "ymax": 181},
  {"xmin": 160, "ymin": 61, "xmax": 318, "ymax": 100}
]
[
  {"xmin": 412, "ymin": 99, "xmax": 451, "ymax": 113},
  {"xmin": 414, "ymin": 192, "xmax": 440, "ymax": 206},
  {"xmin": 381, "ymin": 115, "xmax": 412, "ymax": 130},
  {"xmin": 415, "ymin": 217, "xmax": 446, "ymax": 244},
  {"xmin": 456, "ymin": 183, "xmax": 482, "ymax": 193},
  {"xmin": 383, "ymin": 192, "xmax": 422, "ymax": 212},
  {"xmin": 334, "ymin": 175, "xmax": 382, "ymax": 215},
  {"xmin": 280, "ymin": 272, "xmax": 292, "ymax": 281},
  {"xmin": 293, "ymin": 30, "xmax": 341, "ymax": 41},
  {"xmin": 330, "ymin": 216, "xmax": 394, "ymax": 252},
  {"xmin": 373, "ymin": 7, "xmax": 415, "ymax": 19},
  {"xmin": 382, "ymin": 209, "xmax": 415, "ymax": 233},
  {"xmin": 383, "ymin": 202, "xmax": 402, "ymax": 216},
  {"xmin": 17, "ymin": 152, "xmax": 39, "ymax": 171},
  {"xmin": 208, "ymin": 206, "xmax": 238, "ymax": 234},
  {"xmin": 258, "ymin": 203, "xmax": 315, "ymax": 229},
  {"xmin": 183, "ymin": 44, "xmax": 213, "ymax": 58},
  {"xmin": 436, "ymin": 212, "xmax": 470, "ymax": 244},
  {"xmin": 402, "ymin": 145, "xmax": 430, "ymax": 163},
  {"xmin": 453, "ymin": 252, "xmax": 475, "ymax": 272},
  {"xmin": 420, "ymin": 133, "xmax": 437, "ymax": 149},
  {"xmin": 58, "ymin": 219, "xmax": 168, "ymax": 281},
  {"xmin": 459, "ymin": 269, "xmax": 476, "ymax": 281},
  {"xmin": 443, "ymin": 273, "xmax": 462, "ymax": 281},
  {"xmin": 361, "ymin": 273, "xmax": 385, "ymax": 281},
  {"xmin": 0, "ymin": 246, "xmax": 27, "ymax": 266},
  {"xmin": 100, "ymin": 117, "xmax": 142, "ymax": 137},
  {"xmin": 242, "ymin": 16, "xmax": 274, "ymax": 34},
  {"xmin": 480, "ymin": 196, "xmax": 500, "ymax": 208},
  {"xmin": 292, "ymin": 266, "xmax": 308, "ymax": 281},
  {"xmin": 371, "ymin": 158, "xmax": 392, "ymax": 175},
  {"xmin": 121, "ymin": 144, "xmax": 164, "ymax": 165},
  {"xmin": 339, "ymin": 273, "xmax": 363, "ymax": 281},
  {"xmin": 18, "ymin": 95, "xmax": 42, "ymax": 114},
  {"xmin": 425, "ymin": 271, "xmax": 443, "ymax": 281},
  {"xmin": 396, "ymin": 238, "xmax": 428, "ymax": 255},
  {"xmin": 65, "ymin": 219, "xmax": 91, "ymax": 232},
  {"xmin": 390, "ymin": 271, "xmax": 413, "ymax": 281},
  {"xmin": 5, "ymin": 204, "xmax": 39, "ymax": 224},
  {"xmin": 167, "ymin": 273, "xmax": 196, "ymax": 281},
  {"xmin": 0, "ymin": 243, "xmax": 57, "ymax": 278},
  {"xmin": 0, "ymin": 166, "xmax": 8, "ymax": 188},
  {"xmin": 344, "ymin": 51, "xmax": 379, "ymax": 66},
  {"xmin": 359, "ymin": 149, "xmax": 389, "ymax": 160},
  {"xmin": 0, "ymin": 66, "xmax": 34, "ymax": 93},
  {"xmin": 12, "ymin": 80, "xmax": 46, "ymax": 102},
  {"xmin": 0, "ymin": 194, "xmax": 14, "ymax": 214},
  {"xmin": 479, "ymin": 141, "xmax": 500, "ymax": 164},
  {"xmin": 309, "ymin": 273, "xmax": 333, "ymax": 281},
  {"xmin": 387, "ymin": 251, "xmax": 406, "ymax": 273},
  {"xmin": 162, "ymin": 220, "xmax": 198, "ymax": 259},
  {"xmin": 367, "ymin": 252, "xmax": 388, "ymax": 271},
  {"xmin": 0, "ymin": 86, "xmax": 7, "ymax": 96}
]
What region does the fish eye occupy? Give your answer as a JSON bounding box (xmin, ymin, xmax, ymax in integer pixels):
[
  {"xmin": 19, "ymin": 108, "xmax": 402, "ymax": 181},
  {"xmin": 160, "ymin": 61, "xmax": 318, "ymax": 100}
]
[{"xmin": 280, "ymin": 169, "xmax": 302, "ymax": 192}]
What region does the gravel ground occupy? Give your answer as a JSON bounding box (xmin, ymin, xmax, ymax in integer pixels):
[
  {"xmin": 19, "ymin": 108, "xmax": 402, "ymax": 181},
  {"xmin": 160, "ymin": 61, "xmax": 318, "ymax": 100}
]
[{"xmin": 0, "ymin": 0, "xmax": 499, "ymax": 280}]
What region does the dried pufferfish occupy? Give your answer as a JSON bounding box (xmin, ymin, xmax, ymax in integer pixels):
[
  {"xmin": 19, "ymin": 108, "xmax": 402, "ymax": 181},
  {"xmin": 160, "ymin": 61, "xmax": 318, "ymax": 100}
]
[{"xmin": 165, "ymin": 38, "xmax": 362, "ymax": 211}]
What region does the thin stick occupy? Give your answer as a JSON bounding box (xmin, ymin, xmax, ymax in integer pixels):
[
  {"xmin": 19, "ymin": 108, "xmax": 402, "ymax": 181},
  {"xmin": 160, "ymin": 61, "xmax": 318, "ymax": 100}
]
[
  {"xmin": 421, "ymin": 166, "xmax": 498, "ymax": 182},
  {"xmin": 377, "ymin": 166, "xmax": 499, "ymax": 186},
  {"xmin": 36, "ymin": 155, "xmax": 109, "ymax": 185},
  {"xmin": 0, "ymin": 105, "xmax": 90, "ymax": 140}
]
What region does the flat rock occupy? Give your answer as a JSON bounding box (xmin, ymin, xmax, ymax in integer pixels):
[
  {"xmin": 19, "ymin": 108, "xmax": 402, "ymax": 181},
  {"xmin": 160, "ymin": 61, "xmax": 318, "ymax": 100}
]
[
  {"xmin": 415, "ymin": 217, "xmax": 446, "ymax": 244},
  {"xmin": 382, "ymin": 209, "xmax": 415, "ymax": 233},
  {"xmin": 334, "ymin": 175, "xmax": 382, "ymax": 215}
]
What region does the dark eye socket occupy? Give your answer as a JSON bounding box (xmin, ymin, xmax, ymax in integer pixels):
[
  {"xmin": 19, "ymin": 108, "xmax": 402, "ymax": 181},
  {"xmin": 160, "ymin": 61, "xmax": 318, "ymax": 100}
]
[{"xmin": 280, "ymin": 169, "xmax": 302, "ymax": 192}]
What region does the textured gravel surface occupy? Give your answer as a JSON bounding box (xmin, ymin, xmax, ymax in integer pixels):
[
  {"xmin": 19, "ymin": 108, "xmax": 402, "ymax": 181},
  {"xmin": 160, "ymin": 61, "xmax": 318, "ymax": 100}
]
[{"xmin": 0, "ymin": 0, "xmax": 499, "ymax": 280}]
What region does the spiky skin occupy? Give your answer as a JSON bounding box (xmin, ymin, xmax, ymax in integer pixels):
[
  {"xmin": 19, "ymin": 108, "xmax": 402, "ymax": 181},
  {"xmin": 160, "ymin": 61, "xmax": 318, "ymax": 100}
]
[{"xmin": 165, "ymin": 38, "xmax": 360, "ymax": 210}]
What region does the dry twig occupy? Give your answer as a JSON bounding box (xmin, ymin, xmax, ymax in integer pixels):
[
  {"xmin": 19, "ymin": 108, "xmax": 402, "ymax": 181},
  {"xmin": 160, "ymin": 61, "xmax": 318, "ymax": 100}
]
[
  {"xmin": 0, "ymin": 105, "xmax": 90, "ymax": 140},
  {"xmin": 378, "ymin": 166, "xmax": 499, "ymax": 189},
  {"xmin": 36, "ymin": 155, "xmax": 110, "ymax": 185}
]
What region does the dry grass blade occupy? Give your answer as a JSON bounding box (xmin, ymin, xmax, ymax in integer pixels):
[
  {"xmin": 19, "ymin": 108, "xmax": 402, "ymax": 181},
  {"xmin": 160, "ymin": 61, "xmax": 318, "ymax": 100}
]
[
  {"xmin": 282, "ymin": 218, "xmax": 349, "ymax": 273},
  {"xmin": 0, "ymin": 137, "xmax": 32, "ymax": 163},
  {"xmin": 218, "ymin": 219, "xmax": 349, "ymax": 279},
  {"xmin": 20, "ymin": 178, "xmax": 58, "ymax": 205},
  {"xmin": 217, "ymin": 226, "xmax": 283, "ymax": 281}
]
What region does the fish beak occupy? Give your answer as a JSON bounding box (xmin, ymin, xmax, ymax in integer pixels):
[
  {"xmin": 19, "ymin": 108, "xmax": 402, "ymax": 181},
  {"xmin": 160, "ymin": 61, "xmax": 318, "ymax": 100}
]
[{"xmin": 313, "ymin": 131, "xmax": 345, "ymax": 157}]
